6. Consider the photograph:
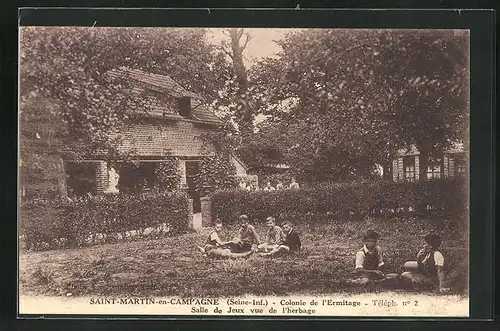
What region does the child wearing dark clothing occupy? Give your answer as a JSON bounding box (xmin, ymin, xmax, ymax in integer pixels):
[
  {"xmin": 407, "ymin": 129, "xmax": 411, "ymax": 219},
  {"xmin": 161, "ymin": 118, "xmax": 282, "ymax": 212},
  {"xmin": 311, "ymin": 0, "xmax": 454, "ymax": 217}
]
[
  {"xmin": 226, "ymin": 215, "xmax": 261, "ymax": 253},
  {"xmin": 197, "ymin": 220, "xmax": 254, "ymax": 259},
  {"xmin": 259, "ymin": 221, "xmax": 301, "ymax": 256},
  {"xmin": 350, "ymin": 230, "xmax": 398, "ymax": 285},
  {"xmin": 401, "ymin": 233, "xmax": 451, "ymax": 292}
]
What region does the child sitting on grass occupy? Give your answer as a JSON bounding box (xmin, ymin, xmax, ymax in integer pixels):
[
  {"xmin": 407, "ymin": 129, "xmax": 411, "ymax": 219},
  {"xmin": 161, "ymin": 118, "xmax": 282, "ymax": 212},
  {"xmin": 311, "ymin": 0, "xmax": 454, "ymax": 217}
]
[
  {"xmin": 258, "ymin": 221, "xmax": 301, "ymax": 257},
  {"xmin": 349, "ymin": 230, "xmax": 398, "ymax": 285},
  {"xmin": 196, "ymin": 220, "xmax": 255, "ymax": 259},
  {"xmin": 401, "ymin": 233, "xmax": 451, "ymax": 293},
  {"xmin": 226, "ymin": 215, "xmax": 261, "ymax": 253},
  {"xmin": 257, "ymin": 216, "xmax": 284, "ymax": 252}
]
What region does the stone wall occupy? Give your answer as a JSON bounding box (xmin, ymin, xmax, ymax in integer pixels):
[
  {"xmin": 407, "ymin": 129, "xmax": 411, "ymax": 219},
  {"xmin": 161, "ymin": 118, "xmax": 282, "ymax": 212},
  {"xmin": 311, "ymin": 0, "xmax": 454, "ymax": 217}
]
[
  {"xmin": 187, "ymin": 198, "xmax": 194, "ymax": 229},
  {"xmin": 201, "ymin": 197, "xmax": 213, "ymax": 227},
  {"xmin": 95, "ymin": 161, "xmax": 108, "ymax": 193}
]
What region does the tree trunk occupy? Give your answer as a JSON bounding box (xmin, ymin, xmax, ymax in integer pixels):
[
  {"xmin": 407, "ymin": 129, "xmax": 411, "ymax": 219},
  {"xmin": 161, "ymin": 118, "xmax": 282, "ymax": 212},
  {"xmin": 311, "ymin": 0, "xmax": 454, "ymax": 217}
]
[
  {"xmin": 228, "ymin": 28, "xmax": 253, "ymax": 137},
  {"xmin": 382, "ymin": 161, "xmax": 392, "ymax": 180},
  {"xmin": 55, "ymin": 157, "xmax": 69, "ymax": 201},
  {"xmin": 417, "ymin": 143, "xmax": 431, "ymax": 181}
]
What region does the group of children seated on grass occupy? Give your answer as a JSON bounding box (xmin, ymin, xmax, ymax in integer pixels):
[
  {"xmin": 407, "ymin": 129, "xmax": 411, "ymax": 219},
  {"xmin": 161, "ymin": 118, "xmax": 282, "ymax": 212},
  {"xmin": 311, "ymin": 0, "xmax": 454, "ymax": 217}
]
[
  {"xmin": 196, "ymin": 215, "xmax": 301, "ymax": 258},
  {"xmin": 197, "ymin": 215, "xmax": 454, "ymax": 292},
  {"xmin": 350, "ymin": 229, "xmax": 451, "ymax": 293}
]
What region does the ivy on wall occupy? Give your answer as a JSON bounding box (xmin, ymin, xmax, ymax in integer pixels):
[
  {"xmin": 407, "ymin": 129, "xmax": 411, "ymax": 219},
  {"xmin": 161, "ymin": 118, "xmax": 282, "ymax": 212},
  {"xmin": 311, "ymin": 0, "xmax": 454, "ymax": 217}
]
[
  {"xmin": 194, "ymin": 154, "xmax": 238, "ymax": 195},
  {"xmin": 154, "ymin": 157, "xmax": 182, "ymax": 192}
]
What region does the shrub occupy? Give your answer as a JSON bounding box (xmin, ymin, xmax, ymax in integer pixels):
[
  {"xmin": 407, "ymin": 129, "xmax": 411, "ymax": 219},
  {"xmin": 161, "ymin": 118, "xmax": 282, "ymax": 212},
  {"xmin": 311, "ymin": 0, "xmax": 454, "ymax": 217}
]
[
  {"xmin": 211, "ymin": 178, "xmax": 467, "ymax": 224},
  {"xmin": 19, "ymin": 191, "xmax": 191, "ymax": 251}
]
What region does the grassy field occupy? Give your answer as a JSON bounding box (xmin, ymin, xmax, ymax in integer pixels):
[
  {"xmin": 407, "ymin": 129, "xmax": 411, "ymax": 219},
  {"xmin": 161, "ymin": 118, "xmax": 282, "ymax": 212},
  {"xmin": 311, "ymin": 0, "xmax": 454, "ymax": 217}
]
[{"xmin": 19, "ymin": 218, "xmax": 468, "ymax": 298}]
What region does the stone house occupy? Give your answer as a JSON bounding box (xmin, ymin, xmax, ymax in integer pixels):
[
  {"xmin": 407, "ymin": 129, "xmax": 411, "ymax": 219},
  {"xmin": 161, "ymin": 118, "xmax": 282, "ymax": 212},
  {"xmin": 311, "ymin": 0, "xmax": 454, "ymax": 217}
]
[
  {"xmin": 391, "ymin": 142, "xmax": 468, "ymax": 182},
  {"xmin": 65, "ymin": 67, "xmax": 249, "ymax": 212}
]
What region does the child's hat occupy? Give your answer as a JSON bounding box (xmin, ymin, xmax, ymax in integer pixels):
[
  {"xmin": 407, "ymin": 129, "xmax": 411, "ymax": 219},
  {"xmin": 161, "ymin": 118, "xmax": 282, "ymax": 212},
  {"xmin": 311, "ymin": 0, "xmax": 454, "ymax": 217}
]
[
  {"xmin": 239, "ymin": 214, "xmax": 249, "ymax": 220},
  {"xmin": 424, "ymin": 233, "xmax": 442, "ymax": 248},
  {"xmin": 363, "ymin": 230, "xmax": 380, "ymax": 241}
]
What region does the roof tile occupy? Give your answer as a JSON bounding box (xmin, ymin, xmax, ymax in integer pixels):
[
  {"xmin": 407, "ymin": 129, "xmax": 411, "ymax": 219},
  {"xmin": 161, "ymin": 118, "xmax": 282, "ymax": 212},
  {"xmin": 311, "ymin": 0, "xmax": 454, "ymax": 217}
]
[{"xmin": 106, "ymin": 67, "xmax": 202, "ymax": 99}]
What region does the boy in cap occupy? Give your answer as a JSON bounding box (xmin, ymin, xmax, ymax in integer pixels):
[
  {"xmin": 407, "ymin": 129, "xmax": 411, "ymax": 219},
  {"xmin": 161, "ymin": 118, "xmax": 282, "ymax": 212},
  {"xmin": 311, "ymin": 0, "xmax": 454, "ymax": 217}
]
[
  {"xmin": 196, "ymin": 220, "xmax": 254, "ymax": 259},
  {"xmin": 257, "ymin": 216, "xmax": 285, "ymax": 252},
  {"xmin": 401, "ymin": 233, "xmax": 451, "ymax": 292},
  {"xmin": 350, "ymin": 230, "xmax": 396, "ymax": 284}
]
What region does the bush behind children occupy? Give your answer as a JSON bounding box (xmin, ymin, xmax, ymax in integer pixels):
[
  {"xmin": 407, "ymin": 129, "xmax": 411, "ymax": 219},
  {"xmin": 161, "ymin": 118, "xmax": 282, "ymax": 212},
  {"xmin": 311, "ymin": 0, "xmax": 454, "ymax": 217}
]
[{"xmin": 198, "ymin": 215, "xmax": 460, "ymax": 293}]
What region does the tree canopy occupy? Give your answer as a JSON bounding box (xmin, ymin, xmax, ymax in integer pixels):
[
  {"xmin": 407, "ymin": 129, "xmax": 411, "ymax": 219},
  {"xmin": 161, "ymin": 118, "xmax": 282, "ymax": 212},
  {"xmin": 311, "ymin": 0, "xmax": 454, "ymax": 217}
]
[
  {"xmin": 19, "ymin": 27, "xmax": 470, "ymax": 197},
  {"xmin": 247, "ymin": 29, "xmax": 469, "ymax": 181}
]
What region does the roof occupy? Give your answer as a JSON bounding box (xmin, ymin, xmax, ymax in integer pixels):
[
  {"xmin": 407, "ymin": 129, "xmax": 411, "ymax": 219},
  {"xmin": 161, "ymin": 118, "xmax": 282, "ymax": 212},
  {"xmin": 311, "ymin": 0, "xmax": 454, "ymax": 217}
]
[
  {"xmin": 230, "ymin": 154, "xmax": 249, "ymax": 171},
  {"xmin": 397, "ymin": 145, "xmax": 420, "ymax": 156},
  {"xmin": 397, "ymin": 143, "xmax": 467, "ymax": 157},
  {"xmin": 247, "ymin": 163, "xmax": 291, "ymax": 172},
  {"xmin": 106, "ymin": 67, "xmax": 223, "ymax": 125},
  {"xmin": 106, "ymin": 67, "xmax": 203, "ymax": 100},
  {"xmin": 447, "ymin": 142, "xmax": 466, "ymax": 154},
  {"xmin": 191, "ymin": 101, "xmax": 223, "ymax": 124}
]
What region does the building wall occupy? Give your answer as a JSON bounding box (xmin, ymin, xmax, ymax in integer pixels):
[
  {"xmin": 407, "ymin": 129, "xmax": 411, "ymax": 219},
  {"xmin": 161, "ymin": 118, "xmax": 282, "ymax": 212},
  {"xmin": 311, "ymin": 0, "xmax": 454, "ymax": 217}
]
[
  {"xmin": 392, "ymin": 152, "xmax": 467, "ymax": 182},
  {"xmin": 230, "ymin": 156, "xmax": 247, "ymax": 176},
  {"xmin": 85, "ymin": 120, "xmax": 252, "ymax": 194},
  {"xmin": 118, "ymin": 120, "xmax": 218, "ymax": 157},
  {"xmin": 95, "ymin": 161, "xmax": 108, "ymax": 193}
]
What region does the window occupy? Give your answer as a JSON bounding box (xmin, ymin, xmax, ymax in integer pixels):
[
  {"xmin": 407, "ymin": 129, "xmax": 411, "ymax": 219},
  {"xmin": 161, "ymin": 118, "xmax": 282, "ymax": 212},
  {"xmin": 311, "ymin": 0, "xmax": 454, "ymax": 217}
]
[
  {"xmin": 185, "ymin": 161, "xmax": 200, "ymax": 178},
  {"xmin": 457, "ymin": 163, "xmax": 466, "ymax": 176},
  {"xmin": 426, "ymin": 157, "xmax": 442, "ymax": 180},
  {"xmin": 403, "ymin": 156, "xmax": 415, "ymax": 182},
  {"xmin": 177, "ymin": 97, "xmax": 193, "ymax": 119},
  {"xmin": 118, "ymin": 162, "xmax": 157, "ymax": 193},
  {"xmin": 454, "ymin": 156, "xmax": 467, "ymax": 177}
]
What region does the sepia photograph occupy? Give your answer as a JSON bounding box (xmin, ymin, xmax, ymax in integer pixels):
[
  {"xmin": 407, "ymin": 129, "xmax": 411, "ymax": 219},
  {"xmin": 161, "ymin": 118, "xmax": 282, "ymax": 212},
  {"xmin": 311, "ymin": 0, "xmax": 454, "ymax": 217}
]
[{"xmin": 18, "ymin": 25, "xmax": 470, "ymax": 317}]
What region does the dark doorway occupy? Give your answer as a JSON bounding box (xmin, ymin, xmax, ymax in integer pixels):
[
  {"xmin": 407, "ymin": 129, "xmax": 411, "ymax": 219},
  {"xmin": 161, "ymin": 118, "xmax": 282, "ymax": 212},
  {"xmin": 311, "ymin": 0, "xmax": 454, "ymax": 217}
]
[
  {"xmin": 118, "ymin": 162, "xmax": 157, "ymax": 193},
  {"xmin": 185, "ymin": 161, "xmax": 201, "ymax": 213},
  {"xmin": 66, "ymin": 162, "xmax": 96, "ymax": 197}
]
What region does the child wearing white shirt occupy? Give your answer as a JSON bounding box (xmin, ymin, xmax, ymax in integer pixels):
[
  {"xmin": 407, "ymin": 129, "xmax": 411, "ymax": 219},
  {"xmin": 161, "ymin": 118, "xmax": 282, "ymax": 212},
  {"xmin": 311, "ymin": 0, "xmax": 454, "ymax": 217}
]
[{"xmin": 401, "ymin": 233, "xmax": 451, "ymax": 292}]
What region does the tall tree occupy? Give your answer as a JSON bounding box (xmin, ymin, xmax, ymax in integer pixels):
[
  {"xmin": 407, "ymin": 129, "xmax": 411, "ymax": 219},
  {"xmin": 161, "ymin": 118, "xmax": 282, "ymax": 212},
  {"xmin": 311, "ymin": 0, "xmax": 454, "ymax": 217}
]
[{"xmin": 220, "ymin": 28, "xmax": 255, "ymax": 137}]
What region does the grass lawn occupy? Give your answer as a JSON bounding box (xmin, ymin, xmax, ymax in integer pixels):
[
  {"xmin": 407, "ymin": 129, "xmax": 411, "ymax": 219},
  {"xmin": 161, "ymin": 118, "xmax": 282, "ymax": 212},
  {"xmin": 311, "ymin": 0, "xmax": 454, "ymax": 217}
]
[{"xmin": 19, "ymin": 218, "xmax": 468, "ymax": 298}]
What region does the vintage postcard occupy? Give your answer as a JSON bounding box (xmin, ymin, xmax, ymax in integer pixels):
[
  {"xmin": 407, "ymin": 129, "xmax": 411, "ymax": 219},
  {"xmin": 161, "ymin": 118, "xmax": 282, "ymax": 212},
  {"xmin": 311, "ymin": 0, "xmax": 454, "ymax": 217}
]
[{"xmin": 18, "ymin": 24, "xmax": 471, "ymax": 318}]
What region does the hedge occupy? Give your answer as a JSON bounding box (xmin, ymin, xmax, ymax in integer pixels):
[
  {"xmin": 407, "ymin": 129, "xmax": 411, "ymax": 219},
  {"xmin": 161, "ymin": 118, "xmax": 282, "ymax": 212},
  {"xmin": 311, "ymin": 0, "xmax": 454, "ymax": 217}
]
[
  {"xmin": 19, "ymin": 191, "xmax": 191, "ymax": 251},
  {"xmin": 211, "ymin": 178, "xmax": 468, "ymax": 224}
]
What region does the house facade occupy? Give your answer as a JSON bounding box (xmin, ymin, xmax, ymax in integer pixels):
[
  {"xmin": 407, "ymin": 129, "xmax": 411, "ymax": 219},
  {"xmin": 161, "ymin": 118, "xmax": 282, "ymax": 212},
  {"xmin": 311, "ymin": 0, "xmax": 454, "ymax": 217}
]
[
  {"xmin": 65, "ymin": 67, "xmax": 249, "ymax": 211},
  {"xmin": 391, "ymin": 142, "xmax": 468, "ymax": 182}
]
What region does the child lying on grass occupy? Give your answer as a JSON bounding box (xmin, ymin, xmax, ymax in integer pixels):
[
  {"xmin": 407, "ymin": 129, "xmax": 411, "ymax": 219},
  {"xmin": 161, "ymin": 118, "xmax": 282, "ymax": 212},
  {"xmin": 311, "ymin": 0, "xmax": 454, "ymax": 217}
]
[
  {"xmin": 196, "ymin": 244, "xmax": 255, "ymax": 259},
  {"xmin": 196, "ymin": 219, "xmax": 255, "ymax": 259}
]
